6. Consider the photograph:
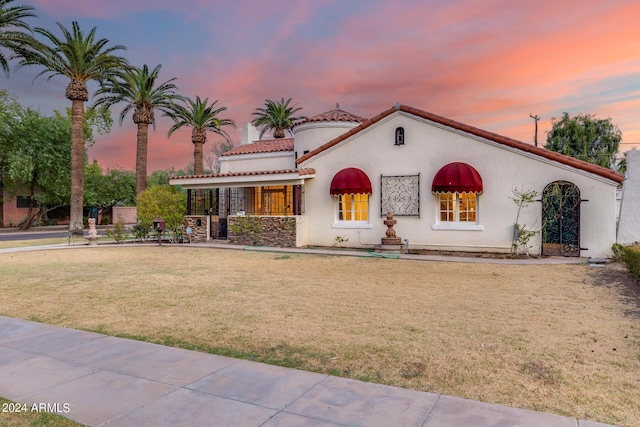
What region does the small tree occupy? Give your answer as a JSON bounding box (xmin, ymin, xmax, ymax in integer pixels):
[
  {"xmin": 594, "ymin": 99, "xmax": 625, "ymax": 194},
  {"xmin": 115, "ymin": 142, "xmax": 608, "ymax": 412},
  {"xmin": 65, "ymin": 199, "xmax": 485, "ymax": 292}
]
[
  {"xmin": 136, "ymin": 185, "xmax": 186, "ymax": 242},
  {"xmin": 84, "ymin": 161, "xmax": 136, "ymax": 219},
  {"xmin": 205, "ymin": 140, "xmax": 234, "ymax": 173},
  {"xmin": 510, "ymin": 187, "xmax": 540, "ymax": 255}
]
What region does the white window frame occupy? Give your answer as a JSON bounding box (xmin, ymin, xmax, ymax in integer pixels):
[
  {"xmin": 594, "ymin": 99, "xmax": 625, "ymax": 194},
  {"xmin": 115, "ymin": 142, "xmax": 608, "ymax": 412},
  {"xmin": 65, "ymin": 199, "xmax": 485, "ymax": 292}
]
[
  {"xmin": 332, "ymin": 193, "xmax": 373, "ymax": 229},
  {"xmin": 432, "ymin": 192, "xmax": 483, "ymax": 231}
]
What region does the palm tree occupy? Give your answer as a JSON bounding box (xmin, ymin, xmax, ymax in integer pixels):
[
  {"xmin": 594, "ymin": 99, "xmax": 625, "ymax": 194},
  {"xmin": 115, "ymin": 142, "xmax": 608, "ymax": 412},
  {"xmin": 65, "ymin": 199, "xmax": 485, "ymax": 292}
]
[
  {"xmin": 251, "ymin": 97, "xmax": 305, "ymax": 139},
  {"xmin": 0, "ymin": 0, "xmax": 35, "ymax": 76},
  {"xmin": 166, "ymin": 96, "xmax": 236, "ymax": 175},
  {"xmin": 14, "ymin": 21, "xmax": 127, "ymax": 235},
  {"xmin": 94, "ymin": 64, "xmax": 180, "ymax": 196}
]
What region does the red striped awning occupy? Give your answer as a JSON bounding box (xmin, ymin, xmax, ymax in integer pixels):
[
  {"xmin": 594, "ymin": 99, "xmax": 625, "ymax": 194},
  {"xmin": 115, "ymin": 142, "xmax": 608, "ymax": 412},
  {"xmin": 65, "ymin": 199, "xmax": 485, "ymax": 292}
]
[
  {"xmin": 330, "ymin": 168, "xmax": 372, "ymax": 195},
  {"xmin": 432, "ymin": 162, "xmax": 483, "ymax": 193}
]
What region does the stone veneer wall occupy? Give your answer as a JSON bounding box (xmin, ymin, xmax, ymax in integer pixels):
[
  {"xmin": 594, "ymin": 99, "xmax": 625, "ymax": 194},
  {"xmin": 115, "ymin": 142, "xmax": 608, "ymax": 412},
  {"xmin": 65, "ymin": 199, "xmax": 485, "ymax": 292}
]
[
  {"xmin": 184, "ymin": 216, "xmax": 208, "ymax": 243},
  {"xmin": 228, "ymin": 216, "xmax": 296, "ymax": 247}
]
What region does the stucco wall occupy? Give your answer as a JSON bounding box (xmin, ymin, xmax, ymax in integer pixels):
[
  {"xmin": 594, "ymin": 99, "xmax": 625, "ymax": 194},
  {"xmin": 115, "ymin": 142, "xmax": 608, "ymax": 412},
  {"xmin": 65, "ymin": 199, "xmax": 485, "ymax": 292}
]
[
  {"xmin": 298, "ymin": 112, "xmax": 619, "ymax": 258},
  {"xmin": 293, "ymin": 122, "xmax": 359, "ymax": 157},
  {"xmin": 112, "ymin": 207, "xmax": 137, "ymax": 224},
  {"xmin": 617, "ymin": 150, "xmax": 640, "ymax": 245},
  {"xmin": 220, "ymin": 152, "xmax": 295, "ymax": 173}
]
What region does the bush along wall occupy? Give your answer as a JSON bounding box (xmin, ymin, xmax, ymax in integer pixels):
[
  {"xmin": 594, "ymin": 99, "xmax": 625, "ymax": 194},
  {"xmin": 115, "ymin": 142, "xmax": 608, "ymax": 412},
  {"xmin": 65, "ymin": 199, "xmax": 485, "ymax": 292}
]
[{"xmin": 622, "ymin": 246, "xmax": 640, "ymax": 282}]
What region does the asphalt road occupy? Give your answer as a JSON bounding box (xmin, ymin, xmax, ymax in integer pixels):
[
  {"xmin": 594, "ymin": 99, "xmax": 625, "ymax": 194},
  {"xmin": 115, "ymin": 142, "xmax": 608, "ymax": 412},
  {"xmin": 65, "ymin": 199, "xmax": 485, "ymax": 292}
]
[{"xmin": 0, "ymin": 230, "xmax": 86, "ymax": 241}]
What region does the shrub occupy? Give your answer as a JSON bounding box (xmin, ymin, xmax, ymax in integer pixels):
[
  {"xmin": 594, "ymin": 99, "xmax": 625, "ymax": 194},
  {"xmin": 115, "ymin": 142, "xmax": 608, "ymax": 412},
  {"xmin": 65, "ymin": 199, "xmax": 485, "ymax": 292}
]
[
  {"xmin": 611, "ymin": 243, "xmax": 624, "ymax": 262},
  {"xmin": 131, "ymin": 222, "xmax": 151, "ymax": 242},
  {"xmin": 136, "ymin": 186, "xmax": 186, "ymax": 238},
  {"xmin": 105, "ymin": 219, "xmax": 127, "ymax": 244},
  {"xmin": 621, "ymin": 246, "xmax": 640, "ymax": 282},
  {"xmin": 510, "ymin": 187, "xmax": 540, "ymax": 255}
]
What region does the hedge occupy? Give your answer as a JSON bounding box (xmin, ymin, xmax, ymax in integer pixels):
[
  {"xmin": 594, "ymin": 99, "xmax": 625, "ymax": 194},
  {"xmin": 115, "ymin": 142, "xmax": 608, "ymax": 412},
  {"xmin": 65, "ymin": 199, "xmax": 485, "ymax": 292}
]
[{"xmin": 622, "ymin": 246, "xmax": 640, "ymax": 282}]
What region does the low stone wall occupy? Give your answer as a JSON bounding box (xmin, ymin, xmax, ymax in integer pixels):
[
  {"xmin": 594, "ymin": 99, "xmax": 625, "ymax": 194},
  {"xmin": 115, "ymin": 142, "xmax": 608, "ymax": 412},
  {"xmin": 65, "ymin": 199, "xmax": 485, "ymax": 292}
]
[
  {"xmin": 228, "ymin": 216, "xmax": 296, "ymax": 247},
  {"xmin": 184, "ymin": 216, "xmax": 208, "ymax": 243}
]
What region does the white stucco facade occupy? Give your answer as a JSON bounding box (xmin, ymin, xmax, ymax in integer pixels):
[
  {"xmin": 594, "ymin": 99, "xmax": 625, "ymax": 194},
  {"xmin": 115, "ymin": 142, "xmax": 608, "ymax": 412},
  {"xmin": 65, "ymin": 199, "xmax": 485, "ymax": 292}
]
[
  {"xmin": 617, "ymin": 150, "xmax": 640, "ymax": 245},
  {"xmin": 297, "ymin": 111, "xmax": 620, "ymax": 257},
  {"xmin": 219, "ymin": 151, "xmax": 294, "ymax": 173},
  {"xmin": 170, "ymin": 104, "xmax": 624, "ymax": 258}
]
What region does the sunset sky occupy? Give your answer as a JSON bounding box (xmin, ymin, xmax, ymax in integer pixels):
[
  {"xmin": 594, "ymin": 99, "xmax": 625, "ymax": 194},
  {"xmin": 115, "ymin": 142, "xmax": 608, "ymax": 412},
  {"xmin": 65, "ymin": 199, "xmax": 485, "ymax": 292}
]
[{"xmin": 3, "ymin": 0, "xmax": 640, "ymax": 172}]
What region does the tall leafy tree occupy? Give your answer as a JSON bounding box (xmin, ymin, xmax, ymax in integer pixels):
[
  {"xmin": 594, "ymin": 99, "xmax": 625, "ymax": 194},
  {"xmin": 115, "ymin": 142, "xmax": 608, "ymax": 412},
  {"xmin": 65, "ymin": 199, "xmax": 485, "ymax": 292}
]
[
  {"xmin": 0, "ymin": 0, "xmax": 35, "ymax": 76},
  {"xmin": 6, "ymin": 109, "xmax": 71, "ymax": 229},
  {"xmin": 166, "ymin": 96, "xmax": 236, "ymax": 175},
  {"xmin": 94, "ymin": 63, "xmax": 180, "ymax": 195},
  {"xmin": 251, "ymin": 97, "xmax": 305, "ymax": 139},
  {"xmin": 3, "ymin": 101, "xmax": 114, "ymax": 229},
  {"xmin": 0, "ymin": 89, "xmax": 21, "ymax": 226},
  {"xmin": 546, "ymin": 112, "xmax": 622, "ymax": 169},
  {"xmin": 84, "ymin": 161, "xmax": 136, "ymax": 218},
  {"xmin": 14, "ymin": 21, "xmax": 128, "ymax": 234}
]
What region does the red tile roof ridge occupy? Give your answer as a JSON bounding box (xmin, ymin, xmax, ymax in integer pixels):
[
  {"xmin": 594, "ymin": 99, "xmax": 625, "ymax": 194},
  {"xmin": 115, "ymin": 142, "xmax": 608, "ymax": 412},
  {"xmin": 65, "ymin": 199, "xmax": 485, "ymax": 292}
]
[
  {"xmin": 296, "ymin": 104, "xmax": 624, "ymax": 184},
  {"xmin": 223, "ymin": 138, "xmax": 294, "ymax": 156},
  {"xmin": 170, "ymin": 168, "xmax": 315, "ymax": 180},
  {"xmin": 295, "ymin": 107, "xmax": 366, "ymax": 126}
]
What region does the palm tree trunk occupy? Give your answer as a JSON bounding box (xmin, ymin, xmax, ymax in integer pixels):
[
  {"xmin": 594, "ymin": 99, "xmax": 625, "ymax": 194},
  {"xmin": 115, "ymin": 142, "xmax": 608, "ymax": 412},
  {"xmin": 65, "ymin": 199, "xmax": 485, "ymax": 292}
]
[
  {"xmin": 136, "ymin": 122, "xmax": 149, "ymax": 197},
  {"xmin": 69, "ymin": 99, "xmax": 85, "ymax": 235},
  {"xmin": 193, "ymin": 141, "xmax": 204, "ymax": 175}
]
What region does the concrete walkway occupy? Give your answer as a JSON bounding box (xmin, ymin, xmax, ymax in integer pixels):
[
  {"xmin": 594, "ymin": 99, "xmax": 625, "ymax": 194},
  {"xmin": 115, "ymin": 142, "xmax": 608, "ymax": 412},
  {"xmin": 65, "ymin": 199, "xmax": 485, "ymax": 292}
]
[
  {"xmin": 0, "ymin": 317, "xmax": 615, "ymax": 427},
  {"xmin": 0, "ymin": 235, "xmax": 594, "ymax": 265}
]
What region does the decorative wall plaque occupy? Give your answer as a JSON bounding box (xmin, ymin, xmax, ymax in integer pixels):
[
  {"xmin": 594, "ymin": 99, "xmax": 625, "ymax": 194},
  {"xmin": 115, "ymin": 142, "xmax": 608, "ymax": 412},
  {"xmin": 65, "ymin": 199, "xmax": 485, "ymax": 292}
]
[{"xmin": 380, "ymin": 174, "xmax": 420, "ymax": 217}]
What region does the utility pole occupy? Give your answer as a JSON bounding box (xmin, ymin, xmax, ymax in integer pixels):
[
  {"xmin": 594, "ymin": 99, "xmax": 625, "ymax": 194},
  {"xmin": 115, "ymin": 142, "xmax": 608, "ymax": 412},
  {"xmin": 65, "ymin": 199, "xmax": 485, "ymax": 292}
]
[{"xmin": 530, "ymin": 114, "xmax": 540, "ymax": 147}]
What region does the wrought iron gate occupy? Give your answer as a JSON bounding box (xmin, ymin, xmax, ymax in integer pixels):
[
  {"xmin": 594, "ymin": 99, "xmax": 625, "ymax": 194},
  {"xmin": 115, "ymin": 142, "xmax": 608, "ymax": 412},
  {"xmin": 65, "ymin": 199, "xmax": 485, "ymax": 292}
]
[{"xmin": 542, "ymin": 181, "xmax": 581, "ymax": 257}]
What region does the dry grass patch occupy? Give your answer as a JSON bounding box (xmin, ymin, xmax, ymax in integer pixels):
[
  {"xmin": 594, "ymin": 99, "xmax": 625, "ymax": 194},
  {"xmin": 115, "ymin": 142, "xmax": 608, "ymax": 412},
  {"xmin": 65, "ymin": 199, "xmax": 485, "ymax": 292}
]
[{"xmin": 0, "ymin": 247, "xmax": 638, "ymax": 426}]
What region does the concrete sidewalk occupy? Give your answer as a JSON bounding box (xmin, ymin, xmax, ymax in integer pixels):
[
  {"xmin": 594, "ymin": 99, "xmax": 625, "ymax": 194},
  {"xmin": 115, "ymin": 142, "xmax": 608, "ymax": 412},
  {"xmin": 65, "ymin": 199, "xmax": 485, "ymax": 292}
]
[{"xmin": 0, "ymin": 317, "xmax": 615, "ymax": 427}]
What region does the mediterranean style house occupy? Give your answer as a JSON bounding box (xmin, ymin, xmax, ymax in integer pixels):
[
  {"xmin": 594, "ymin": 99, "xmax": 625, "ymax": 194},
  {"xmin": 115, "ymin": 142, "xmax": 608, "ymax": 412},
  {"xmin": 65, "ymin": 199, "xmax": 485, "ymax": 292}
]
[{"xmin": 172, "ymin": 103, "xmax": 626, "ymax": 258}]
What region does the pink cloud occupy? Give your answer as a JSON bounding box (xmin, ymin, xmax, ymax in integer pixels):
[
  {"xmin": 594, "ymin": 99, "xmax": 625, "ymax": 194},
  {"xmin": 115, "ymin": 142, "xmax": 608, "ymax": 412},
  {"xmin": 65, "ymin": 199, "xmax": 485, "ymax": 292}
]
[{"xmin": 21, "ymin": 0, "xmax": 640, "ymax": 171}]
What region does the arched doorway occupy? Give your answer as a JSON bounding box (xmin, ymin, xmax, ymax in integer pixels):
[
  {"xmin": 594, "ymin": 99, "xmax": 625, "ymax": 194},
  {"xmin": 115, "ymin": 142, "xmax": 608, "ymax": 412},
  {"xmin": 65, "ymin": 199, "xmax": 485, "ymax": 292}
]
[{"xmin": 542, "ymin": 181, "xmax": 581, "ymax": 257}]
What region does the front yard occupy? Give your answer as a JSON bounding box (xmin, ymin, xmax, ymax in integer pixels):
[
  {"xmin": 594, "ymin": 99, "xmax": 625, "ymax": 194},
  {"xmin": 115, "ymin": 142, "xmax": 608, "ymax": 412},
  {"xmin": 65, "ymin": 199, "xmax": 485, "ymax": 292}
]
[{"xmin": 0, "ymin": 247, "xmax": 638, "ymax": 426}]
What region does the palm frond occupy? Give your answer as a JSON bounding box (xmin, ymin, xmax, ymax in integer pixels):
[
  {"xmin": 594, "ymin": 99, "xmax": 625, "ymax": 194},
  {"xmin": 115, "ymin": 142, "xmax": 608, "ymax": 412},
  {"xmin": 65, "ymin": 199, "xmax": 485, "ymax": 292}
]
[
  {"xmin": 93, "ymin": 63, "xmax": 181, "ymax": 128},
  {"xmin": 251, "ymin": 97, "xmax": 306, "ymax": 138},
  {"xmin": 14, "ymin": 21, "xmax": 128, "ymax": 88},
  {"xmin": 165, "ymin": 95, "xmax": 236, "ymax": 141},
  {"xmin": 0, "ymin": 0, "xmax": 36, "ymax": 75}
]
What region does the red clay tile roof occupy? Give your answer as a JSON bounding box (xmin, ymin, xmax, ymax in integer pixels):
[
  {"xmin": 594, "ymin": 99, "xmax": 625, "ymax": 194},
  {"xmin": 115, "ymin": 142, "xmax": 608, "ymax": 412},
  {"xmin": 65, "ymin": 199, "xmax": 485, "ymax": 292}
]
[
  {"xmin": 223, "ymin": 138, "xmax": 294, "ymax": 156},
  {"xmin": 296, "ymin": 104, "xmax": 624, "ymax": 184},
  {"xmin": 295, "ymin": 106, "xmax": 366, "ymax": 126},
  {"xmin": 170, "ymin": 168, "xmax": 315, "ymax": 180}
]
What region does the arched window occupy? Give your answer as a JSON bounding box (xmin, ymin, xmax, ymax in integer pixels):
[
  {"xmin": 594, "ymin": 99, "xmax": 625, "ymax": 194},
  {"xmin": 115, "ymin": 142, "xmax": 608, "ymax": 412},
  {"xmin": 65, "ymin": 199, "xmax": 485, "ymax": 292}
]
[
  {"xmin": 395, "ymin": 127, "xmax": 405, "ymax": 145},
  {"xmin": 330, "ymin": 168, "xmax": 372, "ymax": 225},
  {"xmin": 432, "ymin": 162, "xmax": 483, "ymax": 230}
]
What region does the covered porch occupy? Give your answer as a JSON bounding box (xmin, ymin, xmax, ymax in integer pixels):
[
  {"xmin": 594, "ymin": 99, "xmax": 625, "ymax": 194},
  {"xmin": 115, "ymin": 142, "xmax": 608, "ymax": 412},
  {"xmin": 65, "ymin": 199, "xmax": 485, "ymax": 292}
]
[{"xmin": 169, "ymin": 169, "xmax": 315, "ymax": 245}]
